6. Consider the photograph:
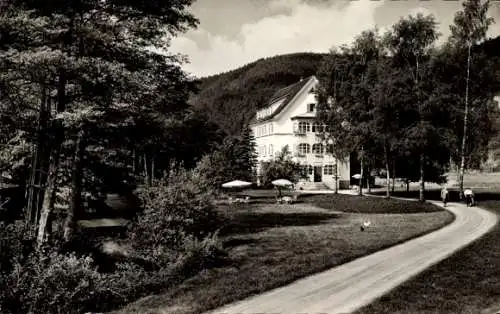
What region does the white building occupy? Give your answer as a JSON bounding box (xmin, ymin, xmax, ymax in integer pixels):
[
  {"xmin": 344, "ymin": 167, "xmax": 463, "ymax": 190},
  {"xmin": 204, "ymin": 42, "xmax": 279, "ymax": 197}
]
[{"xmin": 250, "ymin": 76, "xmax": 351, "ymax": 190}]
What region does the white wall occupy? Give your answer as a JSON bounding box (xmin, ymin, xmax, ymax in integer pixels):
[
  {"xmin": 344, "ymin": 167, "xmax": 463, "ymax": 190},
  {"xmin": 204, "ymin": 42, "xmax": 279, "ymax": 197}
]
[
  {"xmin": 251, "ymin": 76, "xmax": 350, "ymax": 187},
  {"xmin": 274, "ymin": 78, "xmax": 317, "ymax": 134}
]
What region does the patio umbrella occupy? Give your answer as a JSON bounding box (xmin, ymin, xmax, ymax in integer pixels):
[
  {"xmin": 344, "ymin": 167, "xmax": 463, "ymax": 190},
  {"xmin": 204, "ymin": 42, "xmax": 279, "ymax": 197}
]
[
  {"xmin": 221, "ymin": 180, "xmax": 252, "ymax": 188},
  {"xmin": 222, "ymin": 180, "xmax": 252, "ymax": 201},
  {"xmin": 271, "ymin": 179, "xmax": 293, "ymax": 198},
  {"xmin": 271, "ymin": 179, "xmax": 293, "ymax": 187},
  {"xmin": 352, "ymin": 174, "xmax": 362, "ymax": 180}
]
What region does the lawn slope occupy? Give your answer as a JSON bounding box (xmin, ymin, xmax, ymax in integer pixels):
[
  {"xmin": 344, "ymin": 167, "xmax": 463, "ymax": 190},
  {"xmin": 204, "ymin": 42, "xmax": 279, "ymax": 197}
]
[{"xmin": 113, "ymin": 193, "xmax": 453, "ymax": 314}]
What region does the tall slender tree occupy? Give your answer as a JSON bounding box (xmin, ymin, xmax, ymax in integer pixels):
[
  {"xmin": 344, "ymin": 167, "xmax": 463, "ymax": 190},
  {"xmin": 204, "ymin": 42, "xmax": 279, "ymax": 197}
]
[{"xmin": 448, "ymin": 0, "xmax": 494, "ymax": 199}]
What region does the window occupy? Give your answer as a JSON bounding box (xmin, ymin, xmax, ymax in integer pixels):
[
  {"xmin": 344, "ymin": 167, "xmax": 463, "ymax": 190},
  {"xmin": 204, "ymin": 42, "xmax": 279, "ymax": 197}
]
[
  {"xmin": 324, "ymin": 164, "xmax": 337, "ymax": 175},
  {"xmin": 325, "ymin": 144, "xmax": 334, "ymax": 154},
  {"xmin": 308, "ymin": 103, "xmax": 316, "ymax": 112},
  {"xmin": 269, "ymin": 144, "xmax": 273, "ymax": 156},
  {"xmin": 308, "ymin": 165, "xmax": 313, "ymax": 175},
  {"xmin": 312, "ymin": 143, "xmax": 323, "ymax": 155},
  {"xmin": 263, "ymin": 125, "xmax": 267, "ymax": 136},
  {"xmin": 298, "ymin": 143, "xmax": 310, "ymax": 155},
  {"xmin": 298, "ymin": 122, "xmax": 310, "ymax": 133},
  {"xmin": 312, "ymin": 123, "xmax": 322, "ymax": 133},
  {"xmin": 263, "ymin": 145, "xmax": 267, "ymax": 156},
  {"xmin": 269, "ymin": 123, "xmax": 273, "ymax": 134}
]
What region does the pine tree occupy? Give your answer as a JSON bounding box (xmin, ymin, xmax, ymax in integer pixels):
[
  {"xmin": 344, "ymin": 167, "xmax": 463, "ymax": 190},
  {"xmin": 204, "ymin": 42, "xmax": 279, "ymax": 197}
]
[{"xmin": 0, "ymin": 0, "xmax": 200, "ymax": 245}]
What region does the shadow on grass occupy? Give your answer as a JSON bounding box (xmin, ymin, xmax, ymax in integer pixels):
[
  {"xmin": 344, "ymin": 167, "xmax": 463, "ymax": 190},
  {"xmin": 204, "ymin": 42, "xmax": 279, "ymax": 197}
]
[
  {"xmin": 222, "ymin": 237, "xmax": 259, "ymax": 249},
  {"xmin": 219, "ymin": 212, "xmax": 341, "ymax": 236}
]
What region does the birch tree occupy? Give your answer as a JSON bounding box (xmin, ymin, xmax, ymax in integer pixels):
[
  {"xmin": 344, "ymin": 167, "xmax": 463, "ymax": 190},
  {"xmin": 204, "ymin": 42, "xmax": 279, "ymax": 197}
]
[{"xmin": 449, "ymin": 0, "xmax": 494, "ymax": 198}]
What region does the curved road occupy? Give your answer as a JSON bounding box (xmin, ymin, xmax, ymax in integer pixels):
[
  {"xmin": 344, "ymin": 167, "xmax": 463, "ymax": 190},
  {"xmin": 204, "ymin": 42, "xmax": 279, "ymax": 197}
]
[{"xmin": 206, "ymin": 201, "xmax": 498, "ymax": 314}]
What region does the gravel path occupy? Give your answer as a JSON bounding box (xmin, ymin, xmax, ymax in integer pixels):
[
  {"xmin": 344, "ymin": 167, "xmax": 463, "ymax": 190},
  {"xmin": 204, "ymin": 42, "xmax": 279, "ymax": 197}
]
[{"xmin": 205, "ymin": 200, "xmax": 498, "ymax": 314}]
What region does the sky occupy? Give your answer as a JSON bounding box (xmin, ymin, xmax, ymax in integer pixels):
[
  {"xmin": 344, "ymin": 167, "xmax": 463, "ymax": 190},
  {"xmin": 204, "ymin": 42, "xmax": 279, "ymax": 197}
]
[{"xmin": 169, "ymin": 0, "xmax": 500, "ymax": 78}]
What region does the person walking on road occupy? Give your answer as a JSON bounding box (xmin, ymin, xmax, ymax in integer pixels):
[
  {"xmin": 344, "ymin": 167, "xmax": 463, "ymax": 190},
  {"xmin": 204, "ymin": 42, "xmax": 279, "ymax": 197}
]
[
  {"xmin": 464, "ymin": 188, "xmax": 475, "ymax": 207},
  {"xmin": 441, "ymin": 186, "xmax": 449, "ymax": 207}
]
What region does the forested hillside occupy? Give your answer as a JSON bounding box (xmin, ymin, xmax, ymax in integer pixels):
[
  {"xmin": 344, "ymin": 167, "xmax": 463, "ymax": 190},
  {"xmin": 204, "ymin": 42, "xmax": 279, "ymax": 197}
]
[{"xmin": 190, "ymin": 52, "xmax": 326, "ymax": 135}]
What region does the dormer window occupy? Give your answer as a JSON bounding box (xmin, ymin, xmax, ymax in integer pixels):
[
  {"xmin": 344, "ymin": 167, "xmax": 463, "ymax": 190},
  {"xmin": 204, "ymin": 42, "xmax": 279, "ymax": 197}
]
[{"xmin": 308, "ymin": 103, "xmax": 316, "ymax": 112}]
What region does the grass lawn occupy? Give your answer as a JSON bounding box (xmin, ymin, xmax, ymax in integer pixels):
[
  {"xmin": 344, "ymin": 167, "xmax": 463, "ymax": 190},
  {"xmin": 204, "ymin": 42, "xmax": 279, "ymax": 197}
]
[
  {"xmin": 354, "ymin": 175, "xmax": 500, "ymax": 314},
  {"xmin": 113, "ymin": 193, "xmax": 453, "ymax": 314}
]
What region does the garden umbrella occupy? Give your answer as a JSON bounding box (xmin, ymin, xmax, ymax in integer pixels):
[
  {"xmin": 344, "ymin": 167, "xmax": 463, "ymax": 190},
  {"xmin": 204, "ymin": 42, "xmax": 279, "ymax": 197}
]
[
  {"xmin": 271, "ymin": 179, "xmax": 293, "ymax": 198},
  {"xmin": 271, "ymin": 179, "xmax": 293, "ymax": 187},
  {"xmin": 352, "ymin": 174, "xmax": 362, "ymax": 180},
  {"xmin": 222, "ymin": 180, "xmax": 252, "ymax": 200},
  {"xmin": 221, "ymin": 180, "xmax": 252, "ymax": 188}
]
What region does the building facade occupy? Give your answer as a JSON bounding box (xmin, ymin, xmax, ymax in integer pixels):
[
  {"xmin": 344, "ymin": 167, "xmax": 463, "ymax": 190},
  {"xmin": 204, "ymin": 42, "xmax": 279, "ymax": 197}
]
[{"xmin": 250, "ymin": 76, "xmax": 350, "ymax": 190}]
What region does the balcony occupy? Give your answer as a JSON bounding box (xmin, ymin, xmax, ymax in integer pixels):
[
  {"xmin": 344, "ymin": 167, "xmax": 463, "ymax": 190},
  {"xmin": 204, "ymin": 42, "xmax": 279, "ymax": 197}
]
[{"xmin": 314, "ymin": 154, "xmax": 324, "ymax": 158}]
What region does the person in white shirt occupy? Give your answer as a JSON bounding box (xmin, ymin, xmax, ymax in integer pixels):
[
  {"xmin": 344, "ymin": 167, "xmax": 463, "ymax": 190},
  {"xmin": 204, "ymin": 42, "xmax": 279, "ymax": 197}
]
[
  {"xmin": 464, "ymin": 188, "xmax": 475, "ymax": 207},
  {"xmin": 441, "ymin": 186, "xmax": 449, "ymax": 207}
]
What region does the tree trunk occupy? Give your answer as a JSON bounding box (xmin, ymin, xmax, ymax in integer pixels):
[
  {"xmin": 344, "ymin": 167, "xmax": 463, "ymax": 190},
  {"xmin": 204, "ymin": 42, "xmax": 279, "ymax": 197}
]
[
  {"xmin": 143, "ymin": 153, "xmax": 152, "ymax": 187},
  {"xmin": 367, "ymin": 177, "xmax": 371, "ymax": 194},
  {"xmin": 406, "ymin": 179, "xmax": 410, "ymax": 192},
  {"xmin": 367, "ymin": 168, "xmax": 371, "ymax": 194},
  {"xmin": 358, "ymin": 147, "xmax": 364, "ymax": 196},
  {"xmin": 132, "ymin": 149, "xmax": 136, "ymax": 173},
  {"xmin": 25, "ymin": 86, "xmax": 50, "ymax": 230},
  {"xmin": 416, "ymin": 54, "xmax": 425, "ymax": 203},
  {"xmin": 459, "ymin": 43, "xmax": 472, "ymax": 201},
  {"xmin": 334, "ymin": 163, "xmax": 338, "ymax": 194},
  {"xmin": 384, "ymin": 147, "xmax": 390, "ymax": 198},
  {"xmin": 151, "ymin": 155, "xmax": 155, "ymax": 183},
  {"xmin": 37, "ymin": 143, "xmax": 61, "ymax": 247},
  {"xmin": 64, "ymin": 131, "xmax": 85, "ymax": 243},
  {"xmin": 419, "ymin": 152, "xmax": 425, "ymax": 203},
  {"xmin": 391, "ymin": 160, "xmax": 396, "ymax": 194}
]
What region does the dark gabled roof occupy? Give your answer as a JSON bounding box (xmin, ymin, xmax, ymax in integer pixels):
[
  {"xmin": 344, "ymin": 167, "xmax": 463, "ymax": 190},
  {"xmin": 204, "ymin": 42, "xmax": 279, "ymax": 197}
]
[{"xmin": 250, "ymin": 76, "xmax": 316, "ymax": 125}]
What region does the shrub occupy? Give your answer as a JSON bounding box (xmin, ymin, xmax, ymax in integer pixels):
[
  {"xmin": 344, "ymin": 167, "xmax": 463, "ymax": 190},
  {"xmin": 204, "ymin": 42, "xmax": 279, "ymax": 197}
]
[
  {"xmin": 88, "ymin": 234, "xmax": 228, "ymax": 312},
  {"xmin": 129, "ymin": 171, "xmax": 223, "ymax": 253},
  {"xmin": 0, "ymin": 221, "xmax": 34, "ymax": 271},
  {"xmin": 0, "ymin": 249, "xmax": 111, "ymax": 314},
  {"xmin": 260, "ymin": 145, "xmax": 303, "ymax": 187}
]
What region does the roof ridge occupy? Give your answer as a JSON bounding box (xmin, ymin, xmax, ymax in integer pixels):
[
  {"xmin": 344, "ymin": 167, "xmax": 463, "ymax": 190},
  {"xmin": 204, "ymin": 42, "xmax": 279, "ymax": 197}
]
[{"xmin": 267, "ymin": 76, "xmax": 315, "ymax": 105}]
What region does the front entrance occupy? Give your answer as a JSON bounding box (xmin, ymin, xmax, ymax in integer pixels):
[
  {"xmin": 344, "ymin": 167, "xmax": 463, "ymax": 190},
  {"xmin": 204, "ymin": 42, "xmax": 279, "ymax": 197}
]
[{"xmin": 314, "ymin": 166, "xmax": 322, "ymax": 182}]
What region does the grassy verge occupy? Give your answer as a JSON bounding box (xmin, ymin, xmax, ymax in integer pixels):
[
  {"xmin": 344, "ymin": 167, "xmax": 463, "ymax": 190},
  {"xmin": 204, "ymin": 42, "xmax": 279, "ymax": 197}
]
[
  {"xmin": 354, "ymin": 199, "xmax": 500, "ymax": 314},
  {"xmin": 113, "ymin": 193, "xmax": 453, "ymax": 314},
  {"xmin": 304, "ymin": 193, "xmax": 442, "ymax": 213}
]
